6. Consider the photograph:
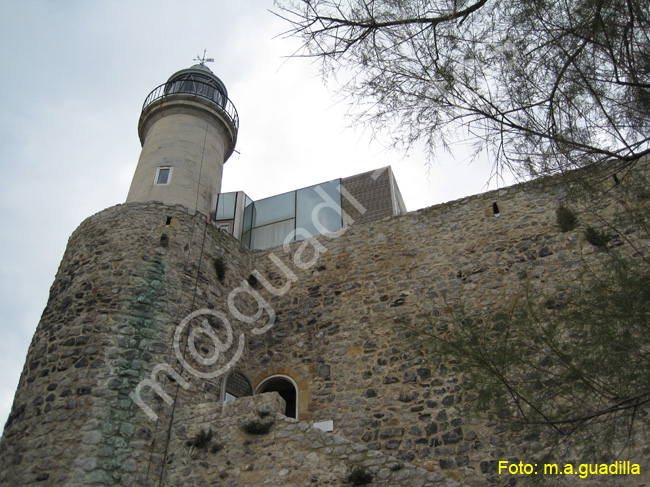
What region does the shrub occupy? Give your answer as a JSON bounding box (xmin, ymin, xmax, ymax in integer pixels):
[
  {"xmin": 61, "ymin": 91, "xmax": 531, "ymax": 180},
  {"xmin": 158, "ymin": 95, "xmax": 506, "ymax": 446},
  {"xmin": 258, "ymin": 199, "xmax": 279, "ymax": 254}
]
[
  {"xmin": 584, "ymin": 226, "xmax": 610, "ymax": 247},
  {"xmin": 186, "ymin": 429, "xmax": 213, "ymax": 449},
  {"xmin": 556, "ymin": 205, "xmax": 578, "ymax": 232},
  {"xmin": 213, "ymin": 257, "xmax": 226, "ymax": 282},
  {"xmin": 240, "ymin": 419, "xmax": 274, "ymax": 435}
]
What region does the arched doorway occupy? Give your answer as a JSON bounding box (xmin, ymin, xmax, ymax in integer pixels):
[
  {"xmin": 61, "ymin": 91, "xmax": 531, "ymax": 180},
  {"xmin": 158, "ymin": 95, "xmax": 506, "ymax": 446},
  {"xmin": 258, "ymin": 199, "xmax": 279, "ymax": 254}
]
[{"xmin": 256, "ymin": 376, "xmax": 298, "ymax": 418}]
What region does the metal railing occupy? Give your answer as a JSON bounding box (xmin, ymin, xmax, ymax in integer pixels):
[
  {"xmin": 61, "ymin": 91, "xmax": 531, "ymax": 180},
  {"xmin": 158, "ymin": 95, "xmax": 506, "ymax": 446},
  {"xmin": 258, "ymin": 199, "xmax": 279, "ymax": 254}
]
[{"xmin": 142, "ymin": 80, "xmax": 239, "ymax": 131}]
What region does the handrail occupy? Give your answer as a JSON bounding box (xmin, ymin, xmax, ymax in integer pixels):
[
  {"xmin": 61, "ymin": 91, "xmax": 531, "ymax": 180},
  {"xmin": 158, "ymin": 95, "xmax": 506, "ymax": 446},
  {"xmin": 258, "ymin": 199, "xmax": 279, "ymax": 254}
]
[{"xmin": 141, "ymin": 80, "xmax": 239, "ymax": 131}]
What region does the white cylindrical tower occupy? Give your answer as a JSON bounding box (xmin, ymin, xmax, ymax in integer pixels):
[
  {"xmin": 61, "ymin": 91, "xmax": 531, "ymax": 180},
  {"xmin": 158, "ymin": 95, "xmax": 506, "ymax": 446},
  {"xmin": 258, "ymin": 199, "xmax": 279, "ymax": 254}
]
[{"xmin": 126, "ymin": 63, "xmax": 238, "ymax": 215}]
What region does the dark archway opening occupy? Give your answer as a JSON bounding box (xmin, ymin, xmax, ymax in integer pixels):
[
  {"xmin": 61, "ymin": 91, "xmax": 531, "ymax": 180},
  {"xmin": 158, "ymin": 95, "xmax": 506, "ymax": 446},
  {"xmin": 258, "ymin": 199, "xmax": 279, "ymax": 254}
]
[{"xmin": 257, "ymin": 377, "xmax": 297, "ymax": 418}]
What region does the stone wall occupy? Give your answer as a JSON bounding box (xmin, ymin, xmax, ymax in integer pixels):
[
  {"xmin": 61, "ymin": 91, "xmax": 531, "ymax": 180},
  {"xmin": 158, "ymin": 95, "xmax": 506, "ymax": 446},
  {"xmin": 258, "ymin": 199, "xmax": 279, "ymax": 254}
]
[
  {"xmin": 2, "ymin": 163, "xmax": 650, "ymax": 487},
  {"xmin": 238, "ymin": 164, "xmax": 650, "ymax": 485},
  {"xmin": 166, "ymin": 392, "xmax": 459, "ymax": 487},
  {"xmin": 0, "ymin": 202, "xmax": 254, "ymax": 486}
]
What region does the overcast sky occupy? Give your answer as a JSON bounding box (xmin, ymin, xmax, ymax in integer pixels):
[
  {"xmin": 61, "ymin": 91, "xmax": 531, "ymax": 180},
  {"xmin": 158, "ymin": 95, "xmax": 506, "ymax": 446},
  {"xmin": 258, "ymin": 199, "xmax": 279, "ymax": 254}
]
[{"xmin": 0, "ymin": 0, "xmax": 513, "ymax": 431}]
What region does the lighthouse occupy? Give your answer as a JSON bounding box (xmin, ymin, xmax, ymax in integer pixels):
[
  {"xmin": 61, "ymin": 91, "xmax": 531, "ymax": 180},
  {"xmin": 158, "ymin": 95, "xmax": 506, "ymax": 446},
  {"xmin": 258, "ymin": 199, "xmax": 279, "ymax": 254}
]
[{"xmin": 126, "ymin": 61, "xmax": 238, "ymax": 215}]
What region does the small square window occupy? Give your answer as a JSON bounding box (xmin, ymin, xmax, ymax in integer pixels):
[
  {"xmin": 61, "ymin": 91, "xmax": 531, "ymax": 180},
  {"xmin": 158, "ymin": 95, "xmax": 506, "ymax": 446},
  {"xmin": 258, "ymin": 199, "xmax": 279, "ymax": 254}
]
[{"xmin": 155, "ymin": 167, "xmax": 172, "ymax": 185}]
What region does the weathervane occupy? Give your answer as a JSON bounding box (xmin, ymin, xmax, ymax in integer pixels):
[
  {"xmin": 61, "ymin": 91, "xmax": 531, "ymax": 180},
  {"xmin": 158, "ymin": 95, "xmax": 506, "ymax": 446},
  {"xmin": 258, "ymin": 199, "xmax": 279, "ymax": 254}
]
[{"xmin": 194, "ymin": 49, "xmax": 214, "ymax": 66}]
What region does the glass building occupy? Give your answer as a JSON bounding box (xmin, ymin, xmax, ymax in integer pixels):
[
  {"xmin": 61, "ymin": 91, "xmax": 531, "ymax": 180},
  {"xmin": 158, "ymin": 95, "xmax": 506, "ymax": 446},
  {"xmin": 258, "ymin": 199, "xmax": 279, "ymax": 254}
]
[{"xmin": 214, "ymin": 167, "xmax": 406, "ymax": 251}]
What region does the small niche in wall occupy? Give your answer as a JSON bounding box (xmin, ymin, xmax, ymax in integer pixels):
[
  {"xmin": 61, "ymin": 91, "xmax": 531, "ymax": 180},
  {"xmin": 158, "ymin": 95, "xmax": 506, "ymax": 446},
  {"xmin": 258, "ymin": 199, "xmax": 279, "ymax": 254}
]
[
  {"xmin": 492, "ymin": 202, "xmax": 501, "ymax": 217},
  {"xmin": 247, "ymin": 274, "xmax": 261, "ymax": 290},
  {"xmin": 213, "ymin": 257, "xmax": 226, "ymax": 282}
]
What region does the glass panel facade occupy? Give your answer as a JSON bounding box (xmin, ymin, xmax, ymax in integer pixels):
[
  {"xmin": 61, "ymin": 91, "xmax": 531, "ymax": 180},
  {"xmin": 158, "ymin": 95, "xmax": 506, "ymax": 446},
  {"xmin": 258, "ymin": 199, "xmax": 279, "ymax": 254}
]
[
  {"xmin": 216, "ymin": 179, "xmax": 343, "ymax": 250},
  {"xmin": 242, "ymin": 230, "xmax": 251, "ymax": 249},
  {"xmin": 296, "ymin": 180, "xmax": 343, "ymax": 237},
  {"xmin": 242, "ymin": 196, "xmax": 254, "ymax": 248},
  {"xmin": 216, "ymin": 192, "xmax": 237, "ymax": 220},
  {"xmin": 250, "ymin": 219, "xmax": 296, "ymax": 250},
  {"xmin": 253, "ymin": 191, "xmax": 295, "ymax": 227},
  {"xmin": 165, "ymin": 74, "xmax": 226, "ymax": 107},
  {"xmin": 242, "ymin": 196, "xmax": 253, "ymax": 231}
]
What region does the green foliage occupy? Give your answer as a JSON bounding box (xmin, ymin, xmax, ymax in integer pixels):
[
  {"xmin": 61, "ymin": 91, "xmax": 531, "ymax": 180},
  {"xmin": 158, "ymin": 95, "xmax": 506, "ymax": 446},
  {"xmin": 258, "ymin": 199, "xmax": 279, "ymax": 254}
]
[
  {"xmin": 584, "ymin": 226, "xmax": 610, "ymax": 247},
  {"xmin": 213, "ymin": 257, "xmax": 226, "ymax": 282},
  {"xmin": 186, "ymin": 429, "xmax": 213, "ymax": 449},
  {"xmin": 409, "ymin": 174, "xmax": 650, "ymax": 463},
  {"xmin": 418, "ymin": 241, "xmax": 650, "ymax": 458},
  {"xmin": 240, "ymin": 419, "xmax": 274, "ymax": 435},
  {"xmin": 347, "ymin": 466, "xmax": 372, "ymax": 485},
  {"xmin": 556, "ymin": 205, "xmax": 578, "ymax": 232},
  {"xmin": 275, "ymin": 0, "xmax": 650, "ymax": 177}
]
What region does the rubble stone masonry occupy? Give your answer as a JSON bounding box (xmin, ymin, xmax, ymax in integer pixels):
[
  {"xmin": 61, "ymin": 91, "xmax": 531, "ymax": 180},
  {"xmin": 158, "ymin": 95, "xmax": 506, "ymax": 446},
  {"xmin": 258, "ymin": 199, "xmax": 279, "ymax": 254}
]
[{"xmin": 1, "ymin": 162, "xmax": 649, "ymax": 486}]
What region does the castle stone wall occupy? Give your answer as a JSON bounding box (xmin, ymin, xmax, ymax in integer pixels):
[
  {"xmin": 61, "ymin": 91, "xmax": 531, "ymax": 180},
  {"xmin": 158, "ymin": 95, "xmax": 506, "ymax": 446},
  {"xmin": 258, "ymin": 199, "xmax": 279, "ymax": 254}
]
[
  {"xmin": 165, "ymin": 392, "xmax": 458, "ymax": 487},
  {"xmin": 0, "ymin": 203, "xmax": 254, "ymax": 487},
  {"xmin": 240, "ymin": 167, "xmax": 650, "ymax": 485},
  {"xmin": 2, "ymin": 164, "xmax": 649, "ymax": 486}
]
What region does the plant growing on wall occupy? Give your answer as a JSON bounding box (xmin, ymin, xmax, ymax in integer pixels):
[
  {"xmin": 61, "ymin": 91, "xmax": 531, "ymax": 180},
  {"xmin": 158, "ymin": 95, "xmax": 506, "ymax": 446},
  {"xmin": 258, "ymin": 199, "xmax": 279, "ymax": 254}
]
[
  {"xmin": 213, "ymin": 257, "xmax": 226, "ymax": 282},
  {"xmin": 186, "ymin": 429, "xmax": 213, "ymax": 449},
  {"xmin": 584, "ymin": 226, "xmax": 611, "ymax": 248},
  {"xmin": 240, "ymin": 419, "xmax": 274, "ymax": 435},
  {"xmin": 556, "ymin": 205, "xmax": 578, "ymax": 232}
]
